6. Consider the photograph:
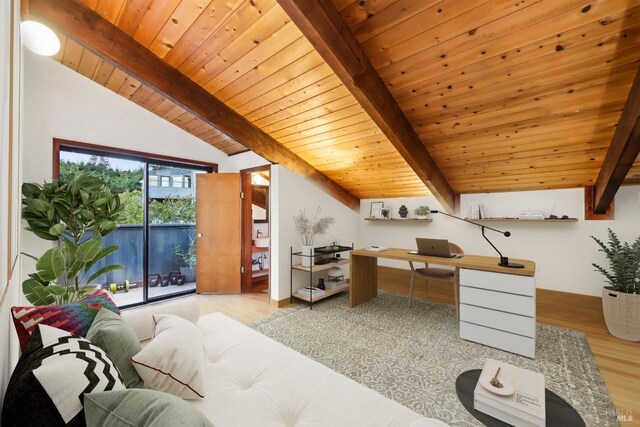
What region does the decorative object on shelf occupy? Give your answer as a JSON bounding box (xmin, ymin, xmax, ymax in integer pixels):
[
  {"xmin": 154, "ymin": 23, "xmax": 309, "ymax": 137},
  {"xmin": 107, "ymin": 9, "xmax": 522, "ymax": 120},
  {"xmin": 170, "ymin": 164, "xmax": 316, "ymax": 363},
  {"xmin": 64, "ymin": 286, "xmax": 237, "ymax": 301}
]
[
  {"xmin": 431, "ymin": 210, "xmax": 524, "ymax": 268},
  {"xmin": 369, "ymin": 201, "xmax": 384, "ymax": 219},
  {"xmin": 317, "ymin": 278, "xmax": 325, "ymax": 290},
  {"xmin": 413, "ymin": 205, "xmax": 431, "ymax": 219},
  {"xmin": 519, "ymin": 209, "xmax": 545, "ymax": 220},
  {"xmin": 21, "ymin": 173, "xmax": 124, "ymax": 305},
  {"xmin": 381, "ymin": 207, "xmax": 391, "ymax": 219},
  {"xmin": 327, "ymin": 267, "xmax": 344, "ymax": 284},
  {"xmin": 467, "ymin": 202, "xmax": 485, "ymax": 219},
  {"xmin": 591, "ymin": 229, "xmax": 640, "ymax": 341},
  {"xmin": 294, "ymin": 207, "xmax": 335, "ymax": 267},
  {"xmin": 398, "ymin": 205, "xmax": 408, "ymax": 218}
]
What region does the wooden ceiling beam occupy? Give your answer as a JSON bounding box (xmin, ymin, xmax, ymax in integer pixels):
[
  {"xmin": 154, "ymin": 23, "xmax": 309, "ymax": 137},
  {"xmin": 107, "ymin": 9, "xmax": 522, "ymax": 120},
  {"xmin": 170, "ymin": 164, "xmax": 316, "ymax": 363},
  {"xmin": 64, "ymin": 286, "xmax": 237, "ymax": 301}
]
[
  {"xmin": 25, "ymin": 0, "xmax": 360, "ymax": 211},
  {"xmin": 277, "ymin": 0, "xmax": 457, "ymax": 213},
  {"xmin": 591, "ymin": 66, "xmax": 640, "ymax": 214}
]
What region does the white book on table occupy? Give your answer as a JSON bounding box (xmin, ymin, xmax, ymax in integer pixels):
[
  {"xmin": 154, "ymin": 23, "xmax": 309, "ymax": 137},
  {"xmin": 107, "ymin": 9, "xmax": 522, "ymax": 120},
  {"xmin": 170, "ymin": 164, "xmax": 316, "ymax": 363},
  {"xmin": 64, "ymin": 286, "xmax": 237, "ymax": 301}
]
[{"xmin": 474, "ymin": 358, "xmax": 545, "ymax": 427}]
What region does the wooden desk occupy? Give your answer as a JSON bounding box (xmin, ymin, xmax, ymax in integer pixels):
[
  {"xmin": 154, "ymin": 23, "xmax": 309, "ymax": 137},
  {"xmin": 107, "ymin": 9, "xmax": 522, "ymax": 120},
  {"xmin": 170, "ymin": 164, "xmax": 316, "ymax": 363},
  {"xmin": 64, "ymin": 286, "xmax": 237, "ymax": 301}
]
[
  {"xmin": 349, "ymin": 248, "xmax": 535, "ymax": 308},
  {"xmin": 349, "ymin": 248, "xmax": 537, "ymax": 357}
]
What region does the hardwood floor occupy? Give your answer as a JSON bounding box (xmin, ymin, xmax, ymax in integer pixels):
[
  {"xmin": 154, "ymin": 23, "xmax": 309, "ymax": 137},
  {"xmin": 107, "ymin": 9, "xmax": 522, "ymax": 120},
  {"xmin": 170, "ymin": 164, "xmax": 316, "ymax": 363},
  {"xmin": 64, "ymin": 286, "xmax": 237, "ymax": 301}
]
[
  {"xmin": 197, "ymin": 267, "xmax": 639, "ymax": 425},
  {"xmin": 196, "ymin": 293, "xmax": 278, "ymax": 325}
]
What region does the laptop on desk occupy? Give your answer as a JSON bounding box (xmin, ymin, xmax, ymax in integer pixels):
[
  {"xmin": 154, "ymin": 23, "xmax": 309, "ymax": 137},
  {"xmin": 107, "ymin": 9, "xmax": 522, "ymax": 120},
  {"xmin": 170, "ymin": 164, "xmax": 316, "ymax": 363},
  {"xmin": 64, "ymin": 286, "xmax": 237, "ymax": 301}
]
[{"xmin": 415, "ymin": 238, "xmax": 457, "ymax": 258}]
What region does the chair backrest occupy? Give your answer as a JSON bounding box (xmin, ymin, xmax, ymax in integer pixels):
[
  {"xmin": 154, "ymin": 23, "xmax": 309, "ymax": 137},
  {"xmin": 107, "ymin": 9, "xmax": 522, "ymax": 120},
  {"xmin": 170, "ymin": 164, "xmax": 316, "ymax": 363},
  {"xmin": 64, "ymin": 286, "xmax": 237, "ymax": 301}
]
[{"xmin": 449, "ymin": 242, "xmax": 464, "ymax": 255}]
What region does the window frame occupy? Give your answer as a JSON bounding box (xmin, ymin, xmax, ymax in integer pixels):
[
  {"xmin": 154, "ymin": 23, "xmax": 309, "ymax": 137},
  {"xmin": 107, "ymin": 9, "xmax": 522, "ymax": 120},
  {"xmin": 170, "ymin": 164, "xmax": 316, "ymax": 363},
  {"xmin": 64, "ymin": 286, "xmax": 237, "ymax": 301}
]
[{"xmin": 53, "ymin": 138, "xmax": 217, "ymax": 309}]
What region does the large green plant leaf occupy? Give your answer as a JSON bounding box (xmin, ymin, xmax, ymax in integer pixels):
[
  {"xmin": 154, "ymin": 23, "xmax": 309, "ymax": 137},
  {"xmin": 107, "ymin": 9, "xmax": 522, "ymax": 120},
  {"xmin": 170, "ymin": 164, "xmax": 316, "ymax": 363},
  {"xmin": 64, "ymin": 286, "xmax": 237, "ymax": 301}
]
[
  {"xmin": 76, "ymin": 237, "xmax": 102, "ymax": 262},
  {"xmin": 86, "ymin": 264, "xmax": 124, "ymax": 284},
  {"xmin": 22, "ymin": 279, "xmax": 55, "ymax": 305},
  {"xmin": 35, "ymin": 247, "xmax": 65, "ymax": 281},
  {"xmin": 83, "ymin": 245, "xmax": 119, "ymax": 271}
]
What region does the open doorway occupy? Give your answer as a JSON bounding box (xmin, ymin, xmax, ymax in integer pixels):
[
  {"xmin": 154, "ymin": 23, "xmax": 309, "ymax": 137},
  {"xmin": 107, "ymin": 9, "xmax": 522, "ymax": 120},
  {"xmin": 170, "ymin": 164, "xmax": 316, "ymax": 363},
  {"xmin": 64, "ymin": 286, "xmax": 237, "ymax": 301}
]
[{"xmin": 240, "ymin": 166, "xmax": 270, "ymax": 295}]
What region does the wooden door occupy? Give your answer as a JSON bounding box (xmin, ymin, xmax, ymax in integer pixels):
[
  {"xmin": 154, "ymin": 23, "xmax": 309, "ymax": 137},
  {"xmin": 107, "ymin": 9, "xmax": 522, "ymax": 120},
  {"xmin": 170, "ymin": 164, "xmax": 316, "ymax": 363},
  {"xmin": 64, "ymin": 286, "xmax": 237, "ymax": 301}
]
[{"xmin": 196, "ymin": 173, "xmax": 241, "ymax": 293}]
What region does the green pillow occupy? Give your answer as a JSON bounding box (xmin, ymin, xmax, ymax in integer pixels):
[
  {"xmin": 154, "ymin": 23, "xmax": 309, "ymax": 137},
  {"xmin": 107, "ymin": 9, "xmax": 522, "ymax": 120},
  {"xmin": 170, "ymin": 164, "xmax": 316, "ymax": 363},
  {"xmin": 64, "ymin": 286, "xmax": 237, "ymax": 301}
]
[
  {"xmin": 87, "ymin": 307, "xmax": 144, "ymax": 388},
  {"xmin": 84, "ymin": 389, "xmax": 213, "ymax": 427}
]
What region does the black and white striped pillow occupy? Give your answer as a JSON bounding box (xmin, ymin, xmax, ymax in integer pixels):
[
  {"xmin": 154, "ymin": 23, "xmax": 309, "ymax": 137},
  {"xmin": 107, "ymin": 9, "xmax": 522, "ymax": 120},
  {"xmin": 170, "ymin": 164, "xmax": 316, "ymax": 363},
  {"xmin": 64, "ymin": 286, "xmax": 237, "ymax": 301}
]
[{"xmin": 33, "ymin": 324, "xmax": 126, "ymax": 423}]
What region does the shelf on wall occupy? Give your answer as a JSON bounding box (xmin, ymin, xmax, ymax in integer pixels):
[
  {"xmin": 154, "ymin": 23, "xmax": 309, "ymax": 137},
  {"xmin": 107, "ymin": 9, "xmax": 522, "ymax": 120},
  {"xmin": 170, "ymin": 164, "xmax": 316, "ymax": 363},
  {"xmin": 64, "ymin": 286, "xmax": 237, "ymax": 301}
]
[
  {"xmin": 293, "ymin": 282, "xmax": 349, "ymax": 303},
  {"xmin": 365, "ymin": 218, "xmax": 433, "ymax": 222},
  {"xmin": 292, "ymin": 259, "xmax": 349, "ymax": 272},
  {"xmin": 464, "ymin": 217, "xmax": 578, "ymax": 222}
]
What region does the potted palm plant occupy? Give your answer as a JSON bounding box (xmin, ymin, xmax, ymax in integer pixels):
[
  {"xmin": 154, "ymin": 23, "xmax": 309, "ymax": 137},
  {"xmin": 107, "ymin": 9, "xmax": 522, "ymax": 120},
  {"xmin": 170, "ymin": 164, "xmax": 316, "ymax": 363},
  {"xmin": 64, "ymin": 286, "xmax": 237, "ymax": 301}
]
[
  {"xmin": 591, "ymin": 229, "xmax": 640, "ymax": 341},
  {"xmin": 175, "ymin": 231, "xmax": 196, "ymax": 283},
  {"xmin": 294, "ymin": 207, "xmax": 335, "ymax": 267},
  {"xmin": 21, "ymin": 173, "xmax": 124, "ymax": 305}
]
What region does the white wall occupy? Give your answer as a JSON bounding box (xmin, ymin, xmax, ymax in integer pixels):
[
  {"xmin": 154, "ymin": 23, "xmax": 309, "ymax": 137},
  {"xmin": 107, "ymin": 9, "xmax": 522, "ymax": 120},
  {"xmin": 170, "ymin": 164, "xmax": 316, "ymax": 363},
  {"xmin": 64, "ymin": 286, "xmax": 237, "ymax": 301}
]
[
  {"xmin": 359, "ymin": 186, "xmax": 640, "ymax": 296},
  {"xmin": 0, "ymin": 0, "xmax": 22, "ymax": 407},
  {"xmin": 21, "ymin": 50, "xmax": 229, "ymax": 269},
  {"xmin": 218, "ymin": 150, "xmax": 270, "ymax": 173},
  {"xmin": 271, "ymin": 165, "xmax": 360, "ymax": 300}
]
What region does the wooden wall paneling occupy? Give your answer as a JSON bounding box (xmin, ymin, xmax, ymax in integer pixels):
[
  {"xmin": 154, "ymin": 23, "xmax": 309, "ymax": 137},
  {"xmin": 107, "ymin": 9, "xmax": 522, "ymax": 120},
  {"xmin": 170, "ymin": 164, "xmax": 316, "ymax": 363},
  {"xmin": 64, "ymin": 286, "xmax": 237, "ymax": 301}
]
[
  {"xmin": 76, "ymin": 48, "xmax": 100, "ymax": 78},
  {"xmin": 147, "ymin": 0, "xmax": 215, "ymax": 59},
  {"xmin": 384, "ymin": 3, "xmax": 639, "ymax": 93},
  {"xmin": 210, "ymin": 37, "xmax": 316, "ymax": 101},
  {"xmin": 162, "ymin": 0, "xmax": 244, "ymax": 68},
  {"xmin": 592, "ymin": 65, "xmax": 640, "ymax": 213},
  {"xmin": 176, "ymin": 0, "xmax": 277, "ymax": 77},
  {"xmin": 219, "ymin": 49, "xmax": 324, "ymax": 109},
  {"xmin": 192, "ymin": 6, "xmax": 294, "ymax": 87},
  {"xmin": 333, "ymin": 0, "xmax": 402, "ymax": 28},
  {"xmin": 95, "ymin": 0, "xmax": 126, "ymax": 24},
  {"xmin": 253, "ymin": 86, "xmax": 353, "ymax": 129},
  {"xmin": 131, "ymin": 0, "xmax": 181, "ymax": 48},
  {"xmin": 238, "ymin": 71, "xmax": 339, "ymax": 118},
  {"xmin": 115, "ymin": 0, "xmax": 153, "ymax": 36},
  {"xmin": 91, "ymin": 59, "xmax": 115, "ymax": 85},
  {"xmin": 26, "ymin": 0, "xmax": 360, "ymax": 209},
  {"xmin": 277, "ymin": 0, "xmax": 457, "ymax": 212}
]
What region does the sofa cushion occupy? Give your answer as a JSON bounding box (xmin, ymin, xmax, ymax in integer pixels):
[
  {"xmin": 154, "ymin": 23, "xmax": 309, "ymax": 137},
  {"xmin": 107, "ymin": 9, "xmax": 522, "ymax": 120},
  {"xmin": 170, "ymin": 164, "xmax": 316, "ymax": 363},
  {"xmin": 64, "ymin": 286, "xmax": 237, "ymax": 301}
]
[
  {"xmin": 190, "ymin": 312, "xmax": 449, "ymax": 427},
  {"xmin": 121, "ymin": 297, "xmax": 199, "ymax": 342},
  {"xmin": 87, "ymin": 307, "xmax": 144, "ymax": 389},
  {"xmin": 1, "ymin": 324, "xmax": 125, "ymax": 426},
  {"xmin": 11, "ymin": 289, "xmax": 120, "ymax": 351},
  {"xmin": 132, "ymin": 314, "xmax": 205, "ymax": 399},
  {"xmin": 84, "ymin": 389, "xmax": 213, "ymax": 427}
]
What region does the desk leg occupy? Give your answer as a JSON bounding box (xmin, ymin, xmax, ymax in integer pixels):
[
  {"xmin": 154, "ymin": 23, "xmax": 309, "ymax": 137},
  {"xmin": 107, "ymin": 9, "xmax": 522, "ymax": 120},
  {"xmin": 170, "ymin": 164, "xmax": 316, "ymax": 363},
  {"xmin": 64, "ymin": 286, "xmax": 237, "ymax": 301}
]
[{"xmin": 350, "ymin": 254, "xmax": 378, "ymax": 308}]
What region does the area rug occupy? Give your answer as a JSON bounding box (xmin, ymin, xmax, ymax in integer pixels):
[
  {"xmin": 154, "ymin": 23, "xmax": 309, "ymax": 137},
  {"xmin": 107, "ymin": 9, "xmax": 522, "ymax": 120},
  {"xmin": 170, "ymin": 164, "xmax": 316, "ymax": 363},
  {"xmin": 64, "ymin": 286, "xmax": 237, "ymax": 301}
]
[{"xmin": 250, "ymin": 291, "xmax": 618, "ymax": 426}]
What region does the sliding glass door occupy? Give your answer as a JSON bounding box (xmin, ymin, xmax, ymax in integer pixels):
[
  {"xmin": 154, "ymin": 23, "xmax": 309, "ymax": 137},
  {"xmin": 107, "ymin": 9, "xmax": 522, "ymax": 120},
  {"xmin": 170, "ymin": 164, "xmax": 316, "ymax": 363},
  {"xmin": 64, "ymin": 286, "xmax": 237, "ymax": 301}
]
[{"xmin": 57, "ymin": 143, "xmax": 213, "ymax": 307}]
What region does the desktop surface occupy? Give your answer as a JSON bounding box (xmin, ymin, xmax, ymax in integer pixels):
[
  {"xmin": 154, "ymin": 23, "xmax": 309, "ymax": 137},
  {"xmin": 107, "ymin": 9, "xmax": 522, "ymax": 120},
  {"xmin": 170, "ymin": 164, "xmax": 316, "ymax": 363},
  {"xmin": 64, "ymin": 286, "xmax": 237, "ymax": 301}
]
[{"xmin": 351, "ymin": 248, "xmax": 535, "ymax": 277}]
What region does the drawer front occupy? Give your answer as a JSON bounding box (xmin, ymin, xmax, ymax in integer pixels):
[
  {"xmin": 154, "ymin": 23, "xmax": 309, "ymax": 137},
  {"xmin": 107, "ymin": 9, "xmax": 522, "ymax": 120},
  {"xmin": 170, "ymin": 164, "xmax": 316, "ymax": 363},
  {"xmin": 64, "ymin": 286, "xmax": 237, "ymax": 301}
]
[
  {"xmin": 460, "ymin": 286, "xmax": 535, "ymax": 317},
  {"xmin": 460, "ymin": 322, "xmax": 535, "ymax": 358},
  {"xmin": 460, "ymin": 269, "xmax": 535, "ymax": 296},
  {"xmin": 460, "ymin": 304, "xmax": 535, "ymax": 338}
]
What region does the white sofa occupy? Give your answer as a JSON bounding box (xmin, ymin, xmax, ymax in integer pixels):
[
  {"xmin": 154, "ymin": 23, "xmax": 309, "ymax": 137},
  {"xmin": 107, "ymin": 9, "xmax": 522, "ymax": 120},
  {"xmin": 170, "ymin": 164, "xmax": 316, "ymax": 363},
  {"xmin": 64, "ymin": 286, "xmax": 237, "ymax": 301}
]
[{"xmin": 122, "ymin": 297, "xmax": 448, "ymax": 427}]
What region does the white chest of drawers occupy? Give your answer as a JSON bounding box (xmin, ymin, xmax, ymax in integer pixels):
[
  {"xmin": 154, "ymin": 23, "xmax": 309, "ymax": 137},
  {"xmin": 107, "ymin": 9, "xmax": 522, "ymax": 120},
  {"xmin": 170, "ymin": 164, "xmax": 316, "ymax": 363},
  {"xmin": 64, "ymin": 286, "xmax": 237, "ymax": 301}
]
[{"xmin": 459, "ymin": 268, "xmax": 536, "ymax": 358}]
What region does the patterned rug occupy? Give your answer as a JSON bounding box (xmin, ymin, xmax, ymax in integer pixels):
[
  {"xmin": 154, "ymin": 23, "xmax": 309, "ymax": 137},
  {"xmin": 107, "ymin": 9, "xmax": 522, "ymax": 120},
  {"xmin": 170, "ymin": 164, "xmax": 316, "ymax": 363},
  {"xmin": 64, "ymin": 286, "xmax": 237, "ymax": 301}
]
[{"xmin": 250, "ymin": 291, "xmax": 618, "ymax": 426}]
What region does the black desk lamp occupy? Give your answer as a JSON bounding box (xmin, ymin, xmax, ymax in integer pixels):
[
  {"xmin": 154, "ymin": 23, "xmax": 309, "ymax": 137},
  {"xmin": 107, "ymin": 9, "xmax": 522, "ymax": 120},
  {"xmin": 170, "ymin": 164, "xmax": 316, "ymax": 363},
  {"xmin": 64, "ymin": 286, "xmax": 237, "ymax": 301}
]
[{"xmin": 430, "ymin": 210, "xmax": 524, "ymax": 269}]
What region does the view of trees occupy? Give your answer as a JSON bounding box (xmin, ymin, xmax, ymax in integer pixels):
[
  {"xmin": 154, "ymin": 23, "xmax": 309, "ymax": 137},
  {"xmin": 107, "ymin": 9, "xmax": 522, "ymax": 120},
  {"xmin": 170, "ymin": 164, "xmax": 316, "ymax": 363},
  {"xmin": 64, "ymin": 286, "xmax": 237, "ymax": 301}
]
[{"xmin": 60, "ymin": 156, "xmax": 196, "ymax": 225}]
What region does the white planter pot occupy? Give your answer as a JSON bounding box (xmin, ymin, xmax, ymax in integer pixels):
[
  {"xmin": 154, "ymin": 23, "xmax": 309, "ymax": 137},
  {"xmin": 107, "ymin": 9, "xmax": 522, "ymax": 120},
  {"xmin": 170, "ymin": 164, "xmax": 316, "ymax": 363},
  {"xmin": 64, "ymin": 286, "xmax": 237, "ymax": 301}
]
[
  {"xmin": 302, "ymin": 245, "xmax": 314, "ymax": 267},
  {"xmin": 602, "ymin": 287, "xmax": 640, "ymax": 341},
  {"xmin": 415, "ymin": 215, "xmax": 429, "ymax": 220}
]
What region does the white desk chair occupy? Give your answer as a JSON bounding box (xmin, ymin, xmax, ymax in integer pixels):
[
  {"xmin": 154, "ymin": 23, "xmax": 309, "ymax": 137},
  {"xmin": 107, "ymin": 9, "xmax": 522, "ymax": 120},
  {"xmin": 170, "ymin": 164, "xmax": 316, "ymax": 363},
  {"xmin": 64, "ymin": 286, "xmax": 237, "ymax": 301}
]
[{"xmin": 408, "ymin": 242, "xmax": 464, "ymax": 317}]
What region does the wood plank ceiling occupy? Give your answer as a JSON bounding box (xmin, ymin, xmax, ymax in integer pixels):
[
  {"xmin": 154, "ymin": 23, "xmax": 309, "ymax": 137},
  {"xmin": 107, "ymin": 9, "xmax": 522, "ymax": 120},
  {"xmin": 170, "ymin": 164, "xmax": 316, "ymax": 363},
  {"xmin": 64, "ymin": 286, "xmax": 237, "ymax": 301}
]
[{"xmin": 49, "ymin": 0, "xmax": 640, "ymax": 198}]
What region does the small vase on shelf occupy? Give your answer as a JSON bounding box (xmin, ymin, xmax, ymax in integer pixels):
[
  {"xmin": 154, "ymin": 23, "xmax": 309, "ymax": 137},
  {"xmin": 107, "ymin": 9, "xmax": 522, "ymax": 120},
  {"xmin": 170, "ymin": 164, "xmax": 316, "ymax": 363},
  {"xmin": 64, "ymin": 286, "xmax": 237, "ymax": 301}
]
[
  {"xmin": 302, "ymin": 245, "xmax": 314, "ymax": 267},
  {"xmin": 398, "ymin": 205, "xmax": 408, "ymax": 218}
]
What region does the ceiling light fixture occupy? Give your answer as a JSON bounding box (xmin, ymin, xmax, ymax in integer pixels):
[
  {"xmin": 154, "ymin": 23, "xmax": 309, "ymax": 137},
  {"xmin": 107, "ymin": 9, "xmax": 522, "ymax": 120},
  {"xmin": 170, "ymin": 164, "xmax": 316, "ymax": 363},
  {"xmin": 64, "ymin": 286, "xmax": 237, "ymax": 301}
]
[{"xmin": 21, "ymin": 21, "xmax": 60, "ymax": 56}]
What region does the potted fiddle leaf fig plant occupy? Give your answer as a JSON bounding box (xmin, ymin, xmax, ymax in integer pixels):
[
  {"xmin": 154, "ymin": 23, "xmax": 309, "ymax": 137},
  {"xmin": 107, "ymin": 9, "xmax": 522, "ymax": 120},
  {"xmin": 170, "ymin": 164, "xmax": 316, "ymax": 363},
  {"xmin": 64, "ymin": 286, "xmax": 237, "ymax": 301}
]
[
  {"xmin": 591, "ymin": 229, "xmax": 640, "ymax": 341},
  {"xmin": 21, "ymin": 173, "xmax": 124, "ymax": 305}
]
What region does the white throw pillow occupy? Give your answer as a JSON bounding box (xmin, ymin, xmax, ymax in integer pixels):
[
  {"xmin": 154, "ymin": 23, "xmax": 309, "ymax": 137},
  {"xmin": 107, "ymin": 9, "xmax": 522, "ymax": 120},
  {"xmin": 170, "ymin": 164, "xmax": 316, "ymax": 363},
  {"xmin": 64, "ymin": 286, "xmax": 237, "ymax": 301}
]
[{"xmin": 131, "ymin": 314, "xmax": 205, "ymax": 399}]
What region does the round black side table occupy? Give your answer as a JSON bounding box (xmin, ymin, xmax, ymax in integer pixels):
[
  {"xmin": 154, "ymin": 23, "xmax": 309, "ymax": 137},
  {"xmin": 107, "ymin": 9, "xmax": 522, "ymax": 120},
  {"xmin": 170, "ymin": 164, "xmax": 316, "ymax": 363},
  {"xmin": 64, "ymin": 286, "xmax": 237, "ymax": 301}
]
[{"xmin": 455, "ymin": 369, "xmax": 585, "ymax": 427}]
